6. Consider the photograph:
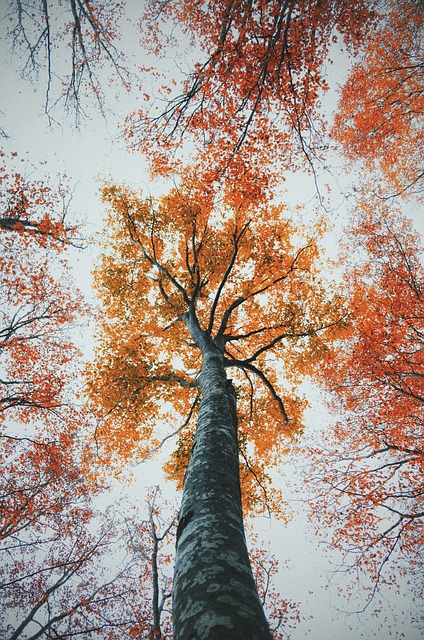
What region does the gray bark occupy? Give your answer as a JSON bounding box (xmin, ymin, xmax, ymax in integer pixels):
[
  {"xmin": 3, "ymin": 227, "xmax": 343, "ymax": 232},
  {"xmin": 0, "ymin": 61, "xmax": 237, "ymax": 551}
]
[{"xmin": 172, "ymin": 328, "xmax": 273, "ymax": 640}]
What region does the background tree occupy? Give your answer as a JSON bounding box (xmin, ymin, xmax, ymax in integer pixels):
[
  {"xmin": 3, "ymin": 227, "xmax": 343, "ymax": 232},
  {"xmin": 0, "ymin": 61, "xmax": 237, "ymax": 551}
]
[
  {"xmin": 333, "ymin": 0, "xmax": 424, "ymax": 200},
  {"xmin": 88, "ymin": 177, "xmax": 346, "ymax": 638},
  {"xmin": 1, "ymin": 479, "xmax": 178, "ymax": 639},
  {"xmin": 0, "ymin": 152, "xmax": 85, "ymax": 431},
  {"xmin": 1, "ymin": 0, "xmax": 132, "ymax": 123},
  {"xmin": 0, "ymin": 155, "xmax": 174, "ymax": 639},
  {"xmin": 124, "ymin": 0, "xmax": 378, "ymax": 201},
  {"xmin": 129, "ymin": 486, "xmax": 175, "ymax": 640},
  {"xmin": 248, "ymin": 533, "xmax": 302, "ymax": 639},
  {"xmin": 304, "ymin": 0, "xmax": 424, "ymax": 606},
  {"xmin": 305, "ymin": 202, "xmax": 423, "ymax": 607}
]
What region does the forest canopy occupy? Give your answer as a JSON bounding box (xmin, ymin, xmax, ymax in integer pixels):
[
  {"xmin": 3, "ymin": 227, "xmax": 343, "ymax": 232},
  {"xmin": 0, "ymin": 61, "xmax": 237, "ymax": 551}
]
[{"xmin": 0, "ymin": 1, "xmax": 422, "ymax": 638}]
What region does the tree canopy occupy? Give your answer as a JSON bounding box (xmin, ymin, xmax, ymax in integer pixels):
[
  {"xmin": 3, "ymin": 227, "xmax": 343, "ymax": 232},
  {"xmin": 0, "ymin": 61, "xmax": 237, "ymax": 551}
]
[
  {"xmin": 88, "ymin": 179, "xmax": 345, "ymax": 514},
  {"xmin": 0, "ymin": 152, "xmax": 85, "ymax": 432},
  {"xmin": 333, "ymin": 0, "xmax": 423, "ymax": 199},
  {"xmin": 303, "ymin": 0, "xmax": 424, "ymax": 600},
  {"xmin": 0, "ymin": 156, "xmax": 165, "ymax": 639},
  {"xmin": 306, "ymin": 201, "xmax": 424, "ymax": 605},
  {"xmin": 0, "ymin": 0, "xmax": 423, "ymax": 636},
  {"xmin": 124, "ymin": 0, "xmax": 378, "ymax": 200}
]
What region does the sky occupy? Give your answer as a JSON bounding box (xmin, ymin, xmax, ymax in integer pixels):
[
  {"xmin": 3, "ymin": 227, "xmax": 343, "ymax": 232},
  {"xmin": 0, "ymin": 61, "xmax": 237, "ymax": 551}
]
[{"xmin": 0, "ymin": 2, "xmax": 423, "ymax": 638}]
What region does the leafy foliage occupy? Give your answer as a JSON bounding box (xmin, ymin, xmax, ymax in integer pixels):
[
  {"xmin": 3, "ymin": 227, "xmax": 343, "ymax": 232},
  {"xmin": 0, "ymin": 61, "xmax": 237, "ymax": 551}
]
[
  {"xmin": 306, "ymin": 203, "xmax": 424, "ymax": 603},
  {"xmin": 124, "ymin": 0, "xmax": 377, "ymax": 201},
  {"xmin": 88, "ymin": 178, "xmax": 346, "ymax": 515},
  {"xmin": 0, "ymin": 153, "xmax": 85, "ymax": 430},
  {"xmin": 0, "ymin": 155, "xmax": 169, "ymax": 639},
  {"xmin": 333, "ymin": 0, "xmax": 424, "ymax": 199},
  {"xmin": 1, "ymin": 478, "xmax": 177, "ymax": 639}
]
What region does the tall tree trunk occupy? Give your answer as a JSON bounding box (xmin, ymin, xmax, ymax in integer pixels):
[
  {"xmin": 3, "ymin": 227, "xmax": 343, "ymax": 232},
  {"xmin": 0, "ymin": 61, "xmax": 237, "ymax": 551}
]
[{"xmin": 172, "ymin": 343, "xmax": 273, "ymax": 640}]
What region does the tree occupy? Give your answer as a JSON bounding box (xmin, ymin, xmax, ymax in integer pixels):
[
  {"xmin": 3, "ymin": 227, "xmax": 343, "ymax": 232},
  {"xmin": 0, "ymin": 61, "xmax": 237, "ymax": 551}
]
[
  {"xmin": 1, "ymin": 0, "xmax": 131, "ymax": 123},
  {"xmin": 0, "ymin": 152, "xmax": 85, "ymax": 431},
  {"xmin": 129, "ymin": 487, "xmax": 175, "ymax": 640},
  {"xmin": 0, "ymin": 154, "xmax": 166, "ymax": 639},
  {"xmin": 3, "ymin": 0, "xmax": 421, "ymax": 632},
  {"xmin": 333, "ymin": 0, "xmax": 424, "ymax": 200},
  {"xmin": 124, "ymin": 0, "xmax": 378, "ymax": 200},
  {"xmin": 88, "ymin": 177, "xmax": 346, "ymax": 639},
  {"xmin": 3, "ymin": 460, "xmax": 126, "ymax": 638},
  {"xmin": 305, "ymin": 202, "xmax": 423, "ymax": 607},
  {"xmin": 1, "ymin": 475, "xmax": 178, "ymax": 639},
  {"xmin": 299, "ymin": 0, "xmax": 424, "ymax": 613}
]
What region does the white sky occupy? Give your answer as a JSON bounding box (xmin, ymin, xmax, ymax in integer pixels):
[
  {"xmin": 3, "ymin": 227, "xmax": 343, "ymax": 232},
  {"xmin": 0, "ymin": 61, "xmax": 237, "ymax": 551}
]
[{"xmin": 0, "ymin": 3, "xmax": 422, "ymax": 638}]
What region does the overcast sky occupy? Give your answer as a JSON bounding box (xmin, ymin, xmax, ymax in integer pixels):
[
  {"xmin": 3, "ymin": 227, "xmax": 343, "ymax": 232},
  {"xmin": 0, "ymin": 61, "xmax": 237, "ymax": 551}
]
[{"xmin": 0, "ymin": 3, "xmax": 422, "ymax": 638}]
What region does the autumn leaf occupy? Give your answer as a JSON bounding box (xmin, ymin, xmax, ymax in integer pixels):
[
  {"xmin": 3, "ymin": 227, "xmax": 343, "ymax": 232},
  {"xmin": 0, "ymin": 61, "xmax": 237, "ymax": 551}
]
[{"xmin": 88, "ymin": 178, "xmax": 346, "ymax": 504}]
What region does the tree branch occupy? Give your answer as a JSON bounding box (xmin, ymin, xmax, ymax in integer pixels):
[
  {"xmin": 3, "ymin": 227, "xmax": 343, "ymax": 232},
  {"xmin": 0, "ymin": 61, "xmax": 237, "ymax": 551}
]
[
  {"xmin": 224, "ymin": 358, "xmax": 288, "ymax": 423},
  {"xmin": 216, "ymin": 243, "xmax": 313, "ymax": 339},
  {"xmin": 208, "ymin": 222, "xmax": 250, "ymax": 334}
]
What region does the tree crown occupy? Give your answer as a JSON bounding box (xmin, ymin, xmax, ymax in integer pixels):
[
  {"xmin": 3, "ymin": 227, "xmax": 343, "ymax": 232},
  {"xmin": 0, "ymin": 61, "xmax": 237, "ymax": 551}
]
[{"xmin": 88, "ymin": 179, "xmax": 347, "ymax": 513}]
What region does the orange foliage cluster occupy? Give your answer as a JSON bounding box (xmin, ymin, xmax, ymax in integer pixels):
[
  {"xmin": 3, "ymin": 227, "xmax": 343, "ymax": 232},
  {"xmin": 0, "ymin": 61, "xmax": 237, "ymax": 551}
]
[
  {"xmin": 333, "ymin": 0, "xmax": 424, "ymax": 198},
  {"xmin": 124, "ymin": 0, "xmax": 377, "ymax": 201},
  {"xmin": 304, "ymin": 0, "xmax": 424, "ymax": 600},
  {"xmin": 0, "ymin": 154, "xmax": 93, "ymax": 634},
  {"xmin": 88, "ymin": 178, "xmax": 347, "ymax": 515},
  {"xmin": 307, "ymin": 202, "xmax": 424, "ymax": 599}
]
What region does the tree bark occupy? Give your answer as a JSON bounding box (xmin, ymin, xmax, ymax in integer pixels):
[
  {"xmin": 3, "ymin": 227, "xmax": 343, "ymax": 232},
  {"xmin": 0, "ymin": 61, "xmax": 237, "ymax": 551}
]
[{"xmin": 172, "ymin": 341, "xmax": 273, "ymax": 640}]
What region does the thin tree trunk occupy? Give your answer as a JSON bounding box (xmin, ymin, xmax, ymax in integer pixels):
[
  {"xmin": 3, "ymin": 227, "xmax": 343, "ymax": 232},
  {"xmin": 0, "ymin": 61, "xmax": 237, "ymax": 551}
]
[
  {"xmin": 172, "ymin": 343, "xmax": 273, "ymax": 640},
  {"xmin": 149, "ymin": 506, "xmax": 162, "ymax": 640}
]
